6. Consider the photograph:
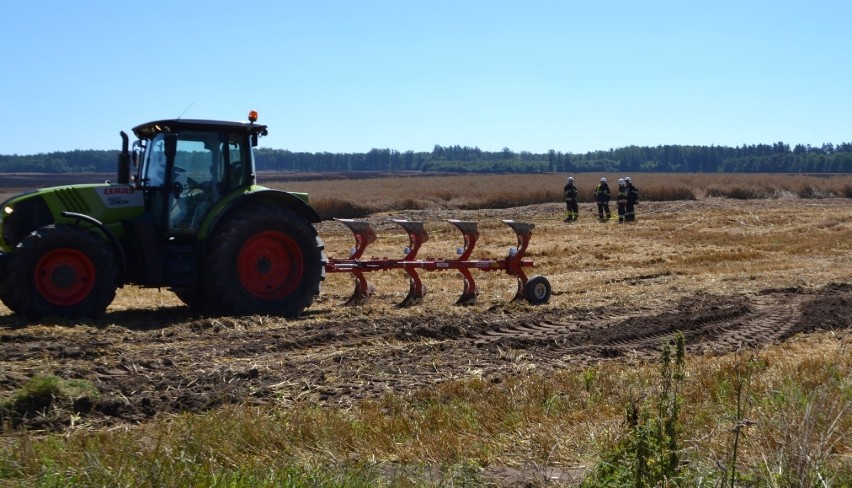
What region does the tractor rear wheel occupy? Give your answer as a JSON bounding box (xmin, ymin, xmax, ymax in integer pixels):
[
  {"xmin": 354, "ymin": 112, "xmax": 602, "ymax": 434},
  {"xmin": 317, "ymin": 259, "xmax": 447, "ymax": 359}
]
[
  {"xmin": 204, "ymin": 204, "xmax": 324, "ymax": 317},
  {"xmin": 6, "ymin": 225, "xmax": 117, "ymax": 319}
]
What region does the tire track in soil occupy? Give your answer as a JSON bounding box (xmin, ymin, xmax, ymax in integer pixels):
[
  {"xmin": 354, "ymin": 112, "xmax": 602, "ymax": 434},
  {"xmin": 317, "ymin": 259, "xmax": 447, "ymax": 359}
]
[
  {"xmin": 457, "ymin": 295, "xmax": 778, "ymax": 361},
  {"xmin": 1, "ymin": 283, "xmax": 849, "ymax": 432}
]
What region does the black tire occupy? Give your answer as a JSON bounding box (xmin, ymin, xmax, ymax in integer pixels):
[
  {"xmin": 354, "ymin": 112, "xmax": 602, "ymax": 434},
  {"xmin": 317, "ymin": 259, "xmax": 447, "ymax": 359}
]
[
  {"xmin": 172, "ymin": 288, "xmax": 211, "ymax": 310},
  {"xmin": 0, "ymin": 290, "xmax": 22, "ymax": 314},
  {"xmin": 5, "ymin": 225, "xmax": 117, "ymax": 319},
  {"xmin": 524, "ymin": 275, "xmax": 551, "ymax": 305},
  {"xmin": 204, "ymin": 204, "xmax": 324, "ymax": 317}
]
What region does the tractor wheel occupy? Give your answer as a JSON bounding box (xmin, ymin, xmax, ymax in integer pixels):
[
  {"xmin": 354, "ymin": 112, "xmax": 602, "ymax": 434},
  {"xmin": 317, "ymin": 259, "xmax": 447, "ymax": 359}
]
[
  {"xmin": 204, "ymin": 204, "xmax": 325, "ymax": 317},
  {"xmin": 6, "ymin": 225, "xmax": 117, "ymax": 319},
  {"xmin": 523, "ymin": 275, "xmax": 551, "ymax": 305}
]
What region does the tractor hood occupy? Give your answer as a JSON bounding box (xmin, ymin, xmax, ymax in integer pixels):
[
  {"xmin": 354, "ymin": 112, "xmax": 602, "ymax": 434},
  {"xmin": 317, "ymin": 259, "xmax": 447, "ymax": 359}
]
[{"xmin": 0, "ymin": 183, "xmax": 144, "ymax": 250}]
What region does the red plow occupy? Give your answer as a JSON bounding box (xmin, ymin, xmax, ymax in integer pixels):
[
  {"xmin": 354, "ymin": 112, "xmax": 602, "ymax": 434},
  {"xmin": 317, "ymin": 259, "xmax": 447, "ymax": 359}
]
[{"xmin": 325, "ymin": 219, "xmax": 552, "ymax": 307}]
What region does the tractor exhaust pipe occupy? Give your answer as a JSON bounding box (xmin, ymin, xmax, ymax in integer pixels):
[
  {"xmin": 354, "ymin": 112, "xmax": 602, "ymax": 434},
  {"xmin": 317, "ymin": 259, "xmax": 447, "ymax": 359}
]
[{"xmin": 117, "ymin": 131, "xmax": 130, "ymax": 184}]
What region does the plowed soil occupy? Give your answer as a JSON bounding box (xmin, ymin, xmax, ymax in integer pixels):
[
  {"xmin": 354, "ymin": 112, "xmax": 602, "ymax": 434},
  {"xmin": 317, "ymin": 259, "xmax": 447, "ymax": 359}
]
[{"xmin": 1, "ymin": 197, "xmax": 851, "ymax": 433}]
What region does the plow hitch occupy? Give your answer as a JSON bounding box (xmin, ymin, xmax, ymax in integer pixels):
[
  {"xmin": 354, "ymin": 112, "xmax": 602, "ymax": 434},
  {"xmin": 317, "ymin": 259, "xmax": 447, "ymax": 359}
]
[{"xmin": 325, "ymin": 219, "xmax": 552, "ymax": 307}]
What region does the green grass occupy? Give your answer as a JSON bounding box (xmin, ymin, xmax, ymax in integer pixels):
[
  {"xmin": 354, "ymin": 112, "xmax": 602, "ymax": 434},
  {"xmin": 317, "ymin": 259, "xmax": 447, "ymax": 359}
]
[{"xmin": 1, "ymin": 376, "xmax": 98, "ymax": 430}]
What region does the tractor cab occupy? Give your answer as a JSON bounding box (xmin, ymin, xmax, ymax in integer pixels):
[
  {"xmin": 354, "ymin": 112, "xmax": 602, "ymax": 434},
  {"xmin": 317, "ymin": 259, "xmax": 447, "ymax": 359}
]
[
  {"xmin": 112, "ymin": 113, "xmax": 275, "ymax": 289},
  {"xmin": 129, "ymin": 114, "xmax": 268, "ymax": 236}
]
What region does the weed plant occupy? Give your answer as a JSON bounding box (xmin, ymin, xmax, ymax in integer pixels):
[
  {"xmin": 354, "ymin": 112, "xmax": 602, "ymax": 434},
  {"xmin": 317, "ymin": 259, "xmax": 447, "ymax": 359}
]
[
  {"xmin": 0, "ymin": 375, "xmax": 98, "ymax": 429},
  {"xmin": 582, "ymin": 334, "xmax": 686, "ymax": 486}
]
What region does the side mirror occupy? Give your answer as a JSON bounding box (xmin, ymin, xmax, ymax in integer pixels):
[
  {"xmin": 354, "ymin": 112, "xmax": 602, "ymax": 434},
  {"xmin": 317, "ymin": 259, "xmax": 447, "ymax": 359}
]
[
  {"xmin": 131, "ymin": 140, "xmax": 143, "ymax": 188},
  {"xmin": 251, "ymin": 128, "xmax": 267, "ymax": 147},
  {"xmin": 131, "ymin": 141, "xmax": 142, "ymax": 168}
]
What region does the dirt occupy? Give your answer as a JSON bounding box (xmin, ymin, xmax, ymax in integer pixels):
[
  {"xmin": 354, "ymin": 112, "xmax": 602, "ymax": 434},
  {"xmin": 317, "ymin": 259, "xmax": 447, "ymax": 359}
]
[{"xmin": 1, "ymin": 281, "xmax": 849, "ymax": 432}]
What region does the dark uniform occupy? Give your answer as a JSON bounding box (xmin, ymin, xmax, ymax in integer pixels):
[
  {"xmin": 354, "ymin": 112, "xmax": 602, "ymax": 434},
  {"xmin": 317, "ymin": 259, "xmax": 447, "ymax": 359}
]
[
  {"xmin": 594, "ymin": 178, "xmax": 611, "ymax": 221},
  {"xmin": 563, "ymin": 178, "xmax": 578, "ymax": 222},
  {"xmin": 616, "ymin": 179, "xmax": 629, "ymax": 223},
  {"xmin": 625, "ymin": 177, "xmax": 639, "ymax": 222}
]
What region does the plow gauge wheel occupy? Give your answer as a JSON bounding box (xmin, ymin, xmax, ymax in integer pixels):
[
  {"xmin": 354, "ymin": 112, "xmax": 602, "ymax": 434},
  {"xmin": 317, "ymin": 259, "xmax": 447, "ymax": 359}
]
[{"xmin": 524, "ymin": 275, "xmax": 551, "ymax": 305}]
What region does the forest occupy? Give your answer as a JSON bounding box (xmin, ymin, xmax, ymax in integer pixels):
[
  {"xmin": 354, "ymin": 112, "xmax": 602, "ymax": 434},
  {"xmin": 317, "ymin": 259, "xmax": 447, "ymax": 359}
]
[{"xmin": 1, "ymin": 142, "xmax": 850, "ymax": 174}]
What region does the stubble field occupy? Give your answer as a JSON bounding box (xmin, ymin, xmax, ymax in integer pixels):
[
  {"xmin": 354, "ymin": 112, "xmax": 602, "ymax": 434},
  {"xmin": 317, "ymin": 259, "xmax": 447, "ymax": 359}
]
[{"xmin": 0, "ymin": 172, "xmax": 850, "ymax": 486}]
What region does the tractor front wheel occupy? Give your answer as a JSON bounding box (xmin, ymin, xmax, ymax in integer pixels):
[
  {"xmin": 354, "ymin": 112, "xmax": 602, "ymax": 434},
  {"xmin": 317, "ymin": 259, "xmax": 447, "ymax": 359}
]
[
  {"xmin": 204, "ymin": 205, "xmax": 324, "ymax": 317},
  {"xmin": 6, "ymin": 225, "xmax": 117, "ymax": 319}
]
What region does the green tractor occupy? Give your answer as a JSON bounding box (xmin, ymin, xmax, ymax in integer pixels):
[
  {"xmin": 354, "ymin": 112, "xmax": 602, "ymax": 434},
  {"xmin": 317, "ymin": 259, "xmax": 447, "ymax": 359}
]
[{"xmin": 0, "ymin": 112, "xmax": 325, "ymax": 319}]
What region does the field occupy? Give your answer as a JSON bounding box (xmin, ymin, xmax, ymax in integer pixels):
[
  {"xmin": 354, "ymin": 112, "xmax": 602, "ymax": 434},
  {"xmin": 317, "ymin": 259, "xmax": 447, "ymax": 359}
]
[{"xmin": 1, "ymin": 173, "xmax": 851, "ymax": 486}]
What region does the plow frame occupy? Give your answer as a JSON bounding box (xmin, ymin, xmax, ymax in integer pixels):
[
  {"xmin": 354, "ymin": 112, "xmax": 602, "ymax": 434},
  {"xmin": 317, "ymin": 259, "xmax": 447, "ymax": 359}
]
[{"xmin": 325, "ymin": 219, "xmax": 551, "ymax": 307}]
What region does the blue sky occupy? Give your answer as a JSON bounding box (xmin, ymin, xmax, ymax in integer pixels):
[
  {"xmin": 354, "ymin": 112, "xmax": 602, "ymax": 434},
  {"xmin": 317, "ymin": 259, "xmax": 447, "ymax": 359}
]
[{"xmin": 2, "ymin": 1, "xmax": 850, "ymax": 156}]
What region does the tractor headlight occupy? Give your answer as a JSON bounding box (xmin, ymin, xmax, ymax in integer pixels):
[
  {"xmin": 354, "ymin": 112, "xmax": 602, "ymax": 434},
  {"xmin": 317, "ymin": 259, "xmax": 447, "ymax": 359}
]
[{"xmin": 0, "ymin": 205, "xmax": 15, "ymax": 225}]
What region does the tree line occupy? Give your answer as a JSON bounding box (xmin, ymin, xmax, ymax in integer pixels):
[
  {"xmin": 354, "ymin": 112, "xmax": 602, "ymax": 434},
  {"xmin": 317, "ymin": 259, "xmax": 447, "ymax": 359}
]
[{"xmin": 1, "ymin": 142, "xmax": 850, "ymax": 174}]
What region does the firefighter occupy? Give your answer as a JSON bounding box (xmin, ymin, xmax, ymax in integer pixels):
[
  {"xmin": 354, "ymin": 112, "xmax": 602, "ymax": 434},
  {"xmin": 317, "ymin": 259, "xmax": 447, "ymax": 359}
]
[
  {"xmin": 594, "ymin": 177, "xmax": 612, "ymax": 221},
  {"xmin": 624, "ymin": 176, "xmax": 639, "ymax": 222},
  {"xmin": 563, "ymin": 176, "xmax": 579, "ymax": 222},
  {"xmin": 616, "ymin": 178, "xmax": 629, "ymax": 223}
]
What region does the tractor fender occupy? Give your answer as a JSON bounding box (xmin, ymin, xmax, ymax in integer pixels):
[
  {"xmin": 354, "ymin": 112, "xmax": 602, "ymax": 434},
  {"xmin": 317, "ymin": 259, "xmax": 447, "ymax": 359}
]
[{"xmin": 201, "ymin": 188, "xmax": 321, "ymax": 240}]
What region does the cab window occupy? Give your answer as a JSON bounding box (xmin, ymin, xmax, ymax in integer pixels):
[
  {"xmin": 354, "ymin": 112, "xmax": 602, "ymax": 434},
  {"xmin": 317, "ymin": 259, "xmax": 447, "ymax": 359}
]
[{"xmin": 143, "ymin": 134, "xmax": 167, "ymax": 187}]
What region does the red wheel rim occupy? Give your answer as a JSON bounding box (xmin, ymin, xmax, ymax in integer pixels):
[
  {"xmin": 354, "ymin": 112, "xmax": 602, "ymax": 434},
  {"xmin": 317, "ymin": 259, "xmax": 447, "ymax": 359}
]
[
  {"xmin": 238, "ymin": 231, "xmax": 304, "ymax": 300},
  {"xmin": 35, "ymin": 248, "xmax": 96, "ymax": 306}
]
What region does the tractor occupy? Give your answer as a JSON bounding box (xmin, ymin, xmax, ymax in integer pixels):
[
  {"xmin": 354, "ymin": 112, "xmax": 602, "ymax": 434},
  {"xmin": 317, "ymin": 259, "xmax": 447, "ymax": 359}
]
[
  {"xmin": 0, "ymin": 111, "xmax": 552, "ymax": 320},
  {"xmin": 0, "ymin": 111, "xmax": 325, "ymax": 319}
]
